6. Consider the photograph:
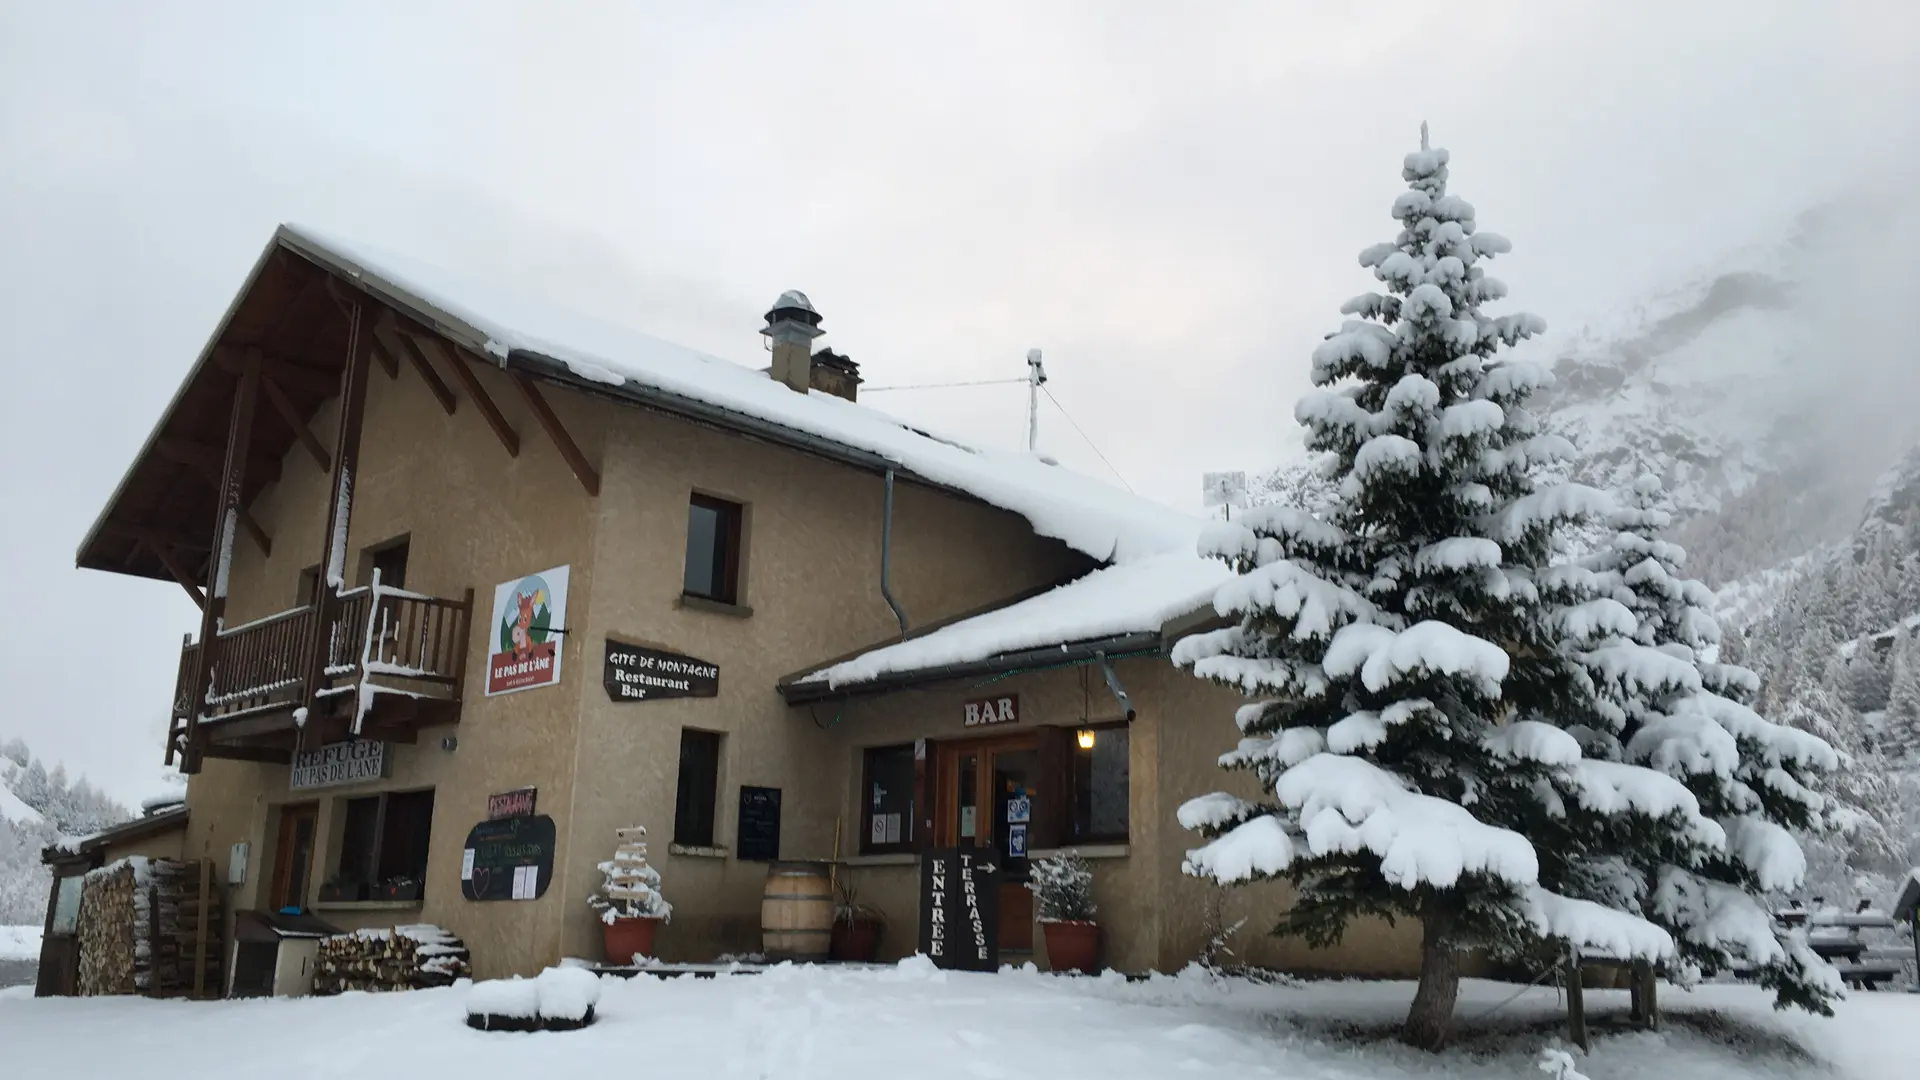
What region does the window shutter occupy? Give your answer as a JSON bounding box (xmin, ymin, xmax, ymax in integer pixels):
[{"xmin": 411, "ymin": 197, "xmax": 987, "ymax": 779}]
[{"xmin": 1033, "ymin": 725, "xmax": 1073, "ymax": 850}]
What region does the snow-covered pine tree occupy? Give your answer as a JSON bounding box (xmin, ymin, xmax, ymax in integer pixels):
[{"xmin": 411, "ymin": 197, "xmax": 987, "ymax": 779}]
[
  {"xmin": 1571, "ymin": 475, "xmax": 1843, "ymax": 1013},
  {"xmin": 1174, "ymin": 133, "xmax": 1686, "ymax": 1050}
]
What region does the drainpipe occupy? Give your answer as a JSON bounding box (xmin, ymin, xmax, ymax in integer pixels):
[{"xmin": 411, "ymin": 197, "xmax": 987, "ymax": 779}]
[
  {"xmin": 881, "ymin": 469, "xmax": 910, "ymax": 634},
  {"xmin": 1096, "ymin": 651, "xmax": 1136, "ymax": 721}
]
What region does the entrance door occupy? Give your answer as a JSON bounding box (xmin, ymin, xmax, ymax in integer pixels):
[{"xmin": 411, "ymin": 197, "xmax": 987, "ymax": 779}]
[
  {"xmin": 270, "ymin": 803, "xmax": 318, "ymax": 912},
  {"xmin": 935, "ymin": 736, "xmax": 1037, "ymax": 951}
]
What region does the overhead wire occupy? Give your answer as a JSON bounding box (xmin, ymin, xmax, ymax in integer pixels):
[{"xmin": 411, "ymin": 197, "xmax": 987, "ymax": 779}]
[
  {"xmin": 1041, "ymin": 385, "xmax": 1135, "ymax": 493},
  {"xmin": 862, "ymin": 377, "xmax": 1028, "ymax": 393}
]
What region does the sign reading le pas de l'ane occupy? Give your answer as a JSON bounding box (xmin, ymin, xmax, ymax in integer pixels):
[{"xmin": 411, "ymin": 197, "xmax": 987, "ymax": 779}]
[{"xmin": 602, "ymin": 639, "xmax": 720, "ymax": 703}]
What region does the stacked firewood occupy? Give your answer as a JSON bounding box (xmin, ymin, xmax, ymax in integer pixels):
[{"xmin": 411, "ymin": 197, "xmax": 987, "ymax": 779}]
[
  {"xmin": 313, "ymin": 924, "xmax": 471, "ymax": 994},
  {"xmin": 74, "ymin": 857, "xmax": 224, "ymax": 998},
  {"xmin": 76, "ymin": 859, "xmax": 141, "ymax": 996},
  {"xmin": 142, "ymin": 859, "xmax": 223, "ymax": 996}
]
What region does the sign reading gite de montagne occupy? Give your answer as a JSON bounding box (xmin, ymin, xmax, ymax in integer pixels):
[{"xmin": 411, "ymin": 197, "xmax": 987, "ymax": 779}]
[
  {"xmin": 486, "ymin": 565, "xmax": 570, "ymax": 696},
  {"xmin": 603, "ymin": 639, "xmax": 719, "ymax": 702}
]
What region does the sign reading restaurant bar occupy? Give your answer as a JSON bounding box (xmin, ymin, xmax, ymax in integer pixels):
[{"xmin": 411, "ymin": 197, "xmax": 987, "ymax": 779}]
[
  {"xmin": 486, "ymin": 565, "xmax": 571, "ymax": 696},
  {"xmin": 290, "ymin": 739, "xmax": 387, "ymax": 791},
  {"xmin": 916, "ymin": 847, "xmax": 1001, "ymax": 972},
  {"xmin": 602, "ymin": 639, "xmax": 720, "ymax": 703}
]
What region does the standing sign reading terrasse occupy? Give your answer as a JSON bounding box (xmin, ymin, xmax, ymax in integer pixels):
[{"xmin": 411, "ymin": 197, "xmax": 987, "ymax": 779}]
[
  {"xmin": 486, "ymin": 565, "xmax": 570, "ymax": 696},
  {"xmin": 602, "ymin": 639, "xmax": 719, "ymax": 702},
  {"xmin": 917, "ymin": 847, "xmax": 1001, "ymax": 972},
  {"xmin": 290, "ymin": 740, "xmax": 387, "ymax": 791}
]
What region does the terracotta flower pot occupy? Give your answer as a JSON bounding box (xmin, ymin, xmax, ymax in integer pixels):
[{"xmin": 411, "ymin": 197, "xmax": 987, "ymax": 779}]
[
  {"xmin": 602, "ymin": 915, "xmax": 663, "ymax": 965},
  {"xmin": 830, "ymin": 916, "xmax": 883, "ymax": 962},
  {"xmin": 1041, "ymin": 920, "xmax": 1101, "ymax": 974}
]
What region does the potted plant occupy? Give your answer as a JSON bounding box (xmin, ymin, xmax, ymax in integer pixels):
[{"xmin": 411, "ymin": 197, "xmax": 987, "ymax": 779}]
[
  {"xmin": 588, "ymin": 826, "xmax": 672, "ymax": 964},
  {"xmin": 829, "ymin": 875, "xmax": 885, "ymax": 962},
  {"xmin": 1028, "ymin": 852, "xmax": 1099, "ymax": 974},
  {"xmin": 379, "ymin": 875, "xmax": 422, "ymax": 903},
  {"xmin": 317, "ymin": 875, "xmax": 366, "ymax": 904}
]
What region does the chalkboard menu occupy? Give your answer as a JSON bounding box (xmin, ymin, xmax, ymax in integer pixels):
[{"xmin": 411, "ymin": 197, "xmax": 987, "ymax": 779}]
[
  {"xmin": 917, "ymin": 848, "xmax": 1001, "ymax": 972},
  {"xmin": 603, "ymin": 639, "xmax": 720, "ymax": 703},
  {"xmin": 460, "ymin": 814, "xmax": 557, "ymax": 902},
  {"xmin": 736, "ymin": 786, "xmax": 781, "ymax": 862}
]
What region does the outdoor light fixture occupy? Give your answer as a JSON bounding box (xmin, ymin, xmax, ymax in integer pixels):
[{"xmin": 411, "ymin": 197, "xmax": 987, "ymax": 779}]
[{"xmin": 1076, "ymin": 728, "xmax": 1096, "ymax": 750}]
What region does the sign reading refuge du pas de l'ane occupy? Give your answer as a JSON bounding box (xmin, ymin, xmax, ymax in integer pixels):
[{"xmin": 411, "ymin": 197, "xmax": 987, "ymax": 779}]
[
  {"xmin": 602, "ymin": 639, "xmax": 720, "ymax": 703},
  {"xmin": 290, "ymin": 739, "xmax": 387, "ymax": 791},
  {"xmin": 917, "ymin": 847, "xmax": 1001, "ymax": 972}
]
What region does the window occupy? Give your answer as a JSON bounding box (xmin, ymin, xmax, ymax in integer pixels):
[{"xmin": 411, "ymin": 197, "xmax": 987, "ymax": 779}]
[
  {"xmin": 298, "ymin": 564, "xmax": 322, "ymax": 607},
  {"xmin": 673, "ymin": 730, "xmax": 722, "ymax": 848},
  {"xmin": 334, "ymin": 789, "xmax": 435, "ymax": 898},
  {"xmin": 861, "ymin": 744, "xmax": 917, "ymax": 854},
  {"xmin": 682, "ymin": 495, "xmax": 743, "ymax": 604},
  {"xmin": 1069, "ymin": 725, "xmax": 1129, "ymax": 843},
  {"xmin": 50, "ymin": 874, "xmax": 83, "ymax": 935},
  {"xmin": 363, "ymin": 537, "xmax": 410, "ymax": 590}
]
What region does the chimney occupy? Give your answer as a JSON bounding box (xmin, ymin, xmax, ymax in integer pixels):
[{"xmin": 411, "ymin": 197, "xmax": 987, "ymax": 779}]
[
  {"xmin": 808, "ymin": 347, "xmax": 861, "ymax": 403},
  {"xmin": 762, "ymin": 290, "xmax": 823, "ymax": 394}
]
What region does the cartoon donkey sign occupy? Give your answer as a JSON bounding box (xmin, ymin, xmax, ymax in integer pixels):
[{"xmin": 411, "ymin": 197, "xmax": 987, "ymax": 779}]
[{"xmin": 486, "ymin": 565, "xmax": 571, "ymax": 696}]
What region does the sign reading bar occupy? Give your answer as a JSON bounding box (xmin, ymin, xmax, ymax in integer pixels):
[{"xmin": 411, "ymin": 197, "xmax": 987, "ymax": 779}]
[
  {"xmin": 460, "ymin": 814, "xmax": 557, "ymax": 902},
  {"xmin": 290, "ymin": 740, "xmax": 386, "ymax": 791},
  {"xmin": 917, "ymin": 847, "xmax": 1001, "ymax": 972},
  {"xmin": 486, "ymin": 565, "xmax": 570, "ymax": 697},
  {"xmin": 963, "ymin": 694, "xmax": 1019, "ymax": 728},
  {"xmin": 736, "ymin": 786, "xmax": 782, "ymax": 862},
  {"xmin": 486, "ymin": 787, "xmax": 537, "ymax": 820},
  {"xmin": 603, "ymin": 639, "xmax": 720, "ymax": 703}
]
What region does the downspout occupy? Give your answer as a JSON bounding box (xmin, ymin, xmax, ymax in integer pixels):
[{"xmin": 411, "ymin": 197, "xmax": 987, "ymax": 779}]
[
  {"xmin": 881, "ymin": 469, "xmax": 910, "ymax": 634},
  {"xmin": 1096, "ymin": 651, "xmax": 1136, "ymax": 721}
]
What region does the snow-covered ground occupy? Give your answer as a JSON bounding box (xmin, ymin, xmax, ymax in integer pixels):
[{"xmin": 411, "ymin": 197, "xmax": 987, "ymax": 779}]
[
  {"xmin": 0, "ymin": 925, "xmax": 40, "ymax": 961},
  {"xmin": 1, "ymin": 961, "xmax": 1910, "ymax": 1079}
]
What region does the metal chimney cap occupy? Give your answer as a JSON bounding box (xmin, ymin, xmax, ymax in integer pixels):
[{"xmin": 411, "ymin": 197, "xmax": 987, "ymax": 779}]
[{"xmin": 764, "ymin": 289, "xmax": 823, "ymax": 331}]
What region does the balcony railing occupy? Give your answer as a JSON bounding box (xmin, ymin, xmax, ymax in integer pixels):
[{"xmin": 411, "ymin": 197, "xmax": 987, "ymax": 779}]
[{"xmin": 170, "ymin": 579, "xmax": 473, "ymax": 759}]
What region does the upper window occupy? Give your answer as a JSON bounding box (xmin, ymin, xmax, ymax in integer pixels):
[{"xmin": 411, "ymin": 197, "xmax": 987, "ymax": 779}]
[
  {"xmin": 334, "ymin": 788, "xmax": 435, "ymax": 899},
  {"xmin": 861, "ymin": 744, "xmax": 917, "ymax": 855},
  {"xmin": 673, "ymin": 729, "xmax": 723, "ymax": 848},
  {"xmin": 1069, "ymin": 725, "xmax": 1129, "ymax": 844},
  {"xmin": 683, "ymin": 495, "xmax": 743, "ymax": 604},
  {"xmin": 364, "ymin": 537, "xmax": 410, "ymax": 590}
]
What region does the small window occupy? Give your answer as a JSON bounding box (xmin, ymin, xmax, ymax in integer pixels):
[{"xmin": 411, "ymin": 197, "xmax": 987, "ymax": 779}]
[
  {"xmin": 50, "ymin": 874, "xmax": 84, "ymax": 935},
  {"xmin": 683, "ymin": 495, "xmax": 743, "ymax": 604},
  {"xmin": 861, "ymin": 744, "xmax": 916, "ymax": 854},
  {"xmin": 1070, "ymin": 725, "xmax": 1129, "ymax": 843},
  {"xmin": 673, "ymin": 730, "xmax": 723, "ymax": 848},
  {"xmin": 298, "ymin": 564, "xmax": 322, "ymax": 607},
  {"xmin": 334, "ymin": 789, "xmax": 435, "ymax": 898},
  {"xmin": 364, "ymin": 537, "xmax": 410, "ymax": 590}
]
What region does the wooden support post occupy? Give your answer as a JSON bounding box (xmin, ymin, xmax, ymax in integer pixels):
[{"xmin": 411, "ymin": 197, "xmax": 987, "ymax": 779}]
[
  {"xmin": 138, "ymin": 533, "xmax": 207, "ymax": 609},
  {"xmin": 259, "ymin": 371, "xmax": 331, "ymax": 472},
  {"xmin": 514, "ymin": 373, "xmax": 600, "ymax": 495},
  {"xmin": 181, "ymin": 348, "xmax": 262, "ymax": 772},
  {"xmin": 382, "ymin": 319, "xmax": 457, "ymax": 415},
  {"xmin": 1565, "ymin": 947, "xmax": 1589, "ymax": 1053},
  {"xmin": 1628, "ymin": 958, "xmax": 1658, "ymax": 1029},
  {"xmin": 299, "ymin": 294, "xmax": 377, "ymax": 752},
  {"xmin": 193, "ymin": 858, "xmax": 211, "ymax": 998},
  {"xmin": 372, "ymin": 338, "xmax": 400, "ymax": 379},
  {"xmin": 409, "ymin": 332, "xmax": 519, "ymax": 457}
]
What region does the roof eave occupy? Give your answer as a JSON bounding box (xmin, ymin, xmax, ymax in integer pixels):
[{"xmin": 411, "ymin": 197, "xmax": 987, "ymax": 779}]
[{"xmin": 777, "ymin": 630, "xmax": 1164, "ymax": 706}]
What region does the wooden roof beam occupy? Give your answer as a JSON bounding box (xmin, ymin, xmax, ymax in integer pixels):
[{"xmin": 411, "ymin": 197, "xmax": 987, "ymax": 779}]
[
  {"xmin": 260, "ymin": 372, "xmax": 331, "ymax": 472},
  {"xmin": 211, "ymin": 348, "xmax": 336, "ymax": 399},
  {"xmin": 514, "ymin": 374, "xmax": 599, "ymax": 496},
  {"xmin": 155, "ymin": 437, "xmax": 280, "ymax": 485},
  {"xmin": 379, "ymin": 317, "xmax": 456, "ymax": 416},
  {"xmin": 405, "ymin": 330, "xmax": 519, "ymax": 458},
  {"xmin": 181, "ymin": 462, "xmax": 273, "ymax": 557},
  {"xmin": 133, "ymin": 532, "xmax": 207, "ymax": 609}
]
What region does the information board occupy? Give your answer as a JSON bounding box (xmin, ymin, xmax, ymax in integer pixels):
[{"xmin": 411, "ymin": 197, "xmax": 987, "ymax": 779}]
[
  {"xmin": 460, "ymin": 814, "xmax": 557, "ymax": 902},
  {"xmin": 736, "ymin": 786, "xmax": 781, "ymax": 862},
  {"xmin": 917, "ymin": 848, "xmax": 1001, "ymax": 972}
]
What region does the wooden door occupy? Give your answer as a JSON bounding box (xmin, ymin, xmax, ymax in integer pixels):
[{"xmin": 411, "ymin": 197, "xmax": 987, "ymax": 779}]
[
  {"xmin": 935, "ymin": 736, "xmax": 1038, "ymax": 951},
  {"xmin": 270, "ymin": 803, "xmax": 319, "ymax": 912}
]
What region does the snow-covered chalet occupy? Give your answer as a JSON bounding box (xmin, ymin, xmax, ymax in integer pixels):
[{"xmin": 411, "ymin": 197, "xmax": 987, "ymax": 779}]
[{"xmin": 69, "ymin": 226, "xmax": 1427, "ymax": 984}]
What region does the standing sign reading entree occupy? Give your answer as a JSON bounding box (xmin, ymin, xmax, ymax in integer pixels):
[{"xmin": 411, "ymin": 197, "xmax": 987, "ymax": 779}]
[
  {"xmin": 486, "ymin": 565, "xmax": 570, "ymax": 696},
  {"xmin": 916, "ymin": 847, "xmax": 1001, "ymax": 972},
  {"xmin": 602, "ymin": 639, "xmax": 720, "ymax": 703}
]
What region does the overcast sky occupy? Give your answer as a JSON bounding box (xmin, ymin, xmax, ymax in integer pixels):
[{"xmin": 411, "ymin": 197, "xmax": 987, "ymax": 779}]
[{"xmin": 3, "ymin": 1, "xmax": 1916, "ymax": 801}]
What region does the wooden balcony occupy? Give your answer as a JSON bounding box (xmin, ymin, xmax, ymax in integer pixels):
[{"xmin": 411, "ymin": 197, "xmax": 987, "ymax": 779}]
[{"xmin": 170, "ymin": 582, "xmax": 474, "ymax": 764}]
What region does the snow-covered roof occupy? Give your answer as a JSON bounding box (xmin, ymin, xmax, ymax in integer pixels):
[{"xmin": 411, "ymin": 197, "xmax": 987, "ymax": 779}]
[
  {"xmin": 793, "ymin": 553, "xmax": 1231, "ymax": 692},
  {"xmin": 279, "ymin": 225, "xmax": 1199, "ymax": 567}
]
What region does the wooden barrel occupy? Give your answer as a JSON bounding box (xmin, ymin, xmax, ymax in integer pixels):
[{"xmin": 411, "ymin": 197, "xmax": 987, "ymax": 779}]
[{"xmin": 761, "ymin": 861, "xmax": 834, "ymax": 962}]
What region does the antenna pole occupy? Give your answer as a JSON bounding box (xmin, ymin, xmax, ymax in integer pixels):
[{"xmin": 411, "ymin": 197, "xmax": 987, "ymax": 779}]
[{"xmin": 1026, "ymin": 348, "xmax": 1047, "ymax": 453}]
